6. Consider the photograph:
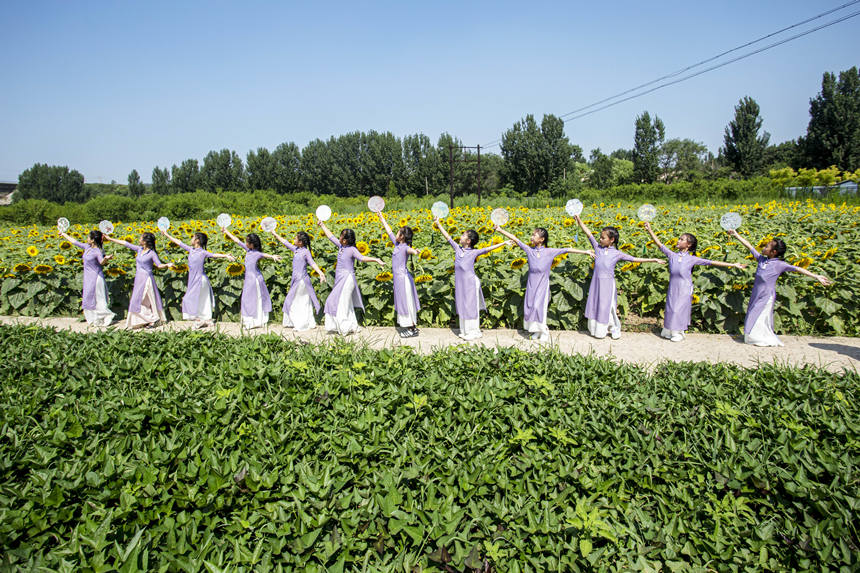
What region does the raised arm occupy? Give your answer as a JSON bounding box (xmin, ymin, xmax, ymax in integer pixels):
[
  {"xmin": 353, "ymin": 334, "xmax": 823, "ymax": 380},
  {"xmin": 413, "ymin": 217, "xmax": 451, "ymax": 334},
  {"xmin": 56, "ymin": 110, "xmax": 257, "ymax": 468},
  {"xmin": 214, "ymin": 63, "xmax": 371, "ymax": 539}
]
[
  {"xmin": 222, "ymin": 229, "xmax": 247, "ymax": 250},
  {"xmin": 625, "ymin": 255, "xmax": 666, "ymax": 264},
  {"xmin": 317, "ymin": 220, "xmax": 340, "ymax": 247},
  {"xmin": 377, "ymin": 212, "xmax": 396, "ymax": 243},
  {"xmin": 103, "ymin": 234, "xmax": 137, "ymax": 251},
  {"xmin": 259, "ymin": 253, "xmax": 283, "ymax": 262},
  {"xmin": 207, "ymin": 252, "xmax": 236, "ymax": 261},
  {"xmin": 434, "ymin": 217, "xmax": 457, "ymax": 250},
  {"xmin": 574, "ymin": 215, "xmax": 599, "ymax": 249},
  {"xmin": 272, "ymin": 231, "xmax": 297, "ymax": 252},
  {"xmin": 355, "ymin": 252, "xmax": 385, "ymax": 265},
  {"xmin": 59, "ymin": 230, "xmax": 86, "ymax": 250},
  {"xmin": 493, "ymin": 225, "xmax": 526, "ymax": 251},
  {"xmin": 561, "ymin": 248, "xmax": 595, "ymax": 258},
  {"xmin": 159, "ymin": 228, "xmax": 185, "ymax": 249},
  {"xmin": 642, "ymin": 221, "xmax": 666, "ymax": 251},
  {"xmin": 727, "ymin": 229, "xmax": 757, "ymax": 257}
]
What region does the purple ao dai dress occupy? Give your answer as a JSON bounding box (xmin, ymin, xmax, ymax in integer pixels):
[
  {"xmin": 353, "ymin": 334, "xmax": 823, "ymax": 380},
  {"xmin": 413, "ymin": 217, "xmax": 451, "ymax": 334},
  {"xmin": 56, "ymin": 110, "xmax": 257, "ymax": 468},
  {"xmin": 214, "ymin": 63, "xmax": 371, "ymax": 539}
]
[
  {"xmin": 584, "ymin": 234, "xmax": 635, "ymax": 339},
  {"xmin": 323, "ymin": 237, "xmax": 364, "ymax": 334},
  {"xmin": 446, "ymin": 236, "xmax": 496, "ymax": 338},
  {"xmin": 387, "ymin": 230, "xmax": 420, "ymax": 327},
  {"xmin": 281, "ymin": 241, "xmax": 321, "ymax": 331},
  {"xmin": 70, "ymin": 239, "xmax": 115, "ymax": 326},
  {"xmin": 743, "ymin": 246, "xmax": 799, "ymax": 347},
  {"xmin": 117, "ymin": 241, "xmax": 167, "ymax": 328},
  {"xmin": 177, "ymin": 242, "xmax": 216, "ymax": 321},
  {"xmin": 514, "ymin": 238, "xmax": 567, "ymax": 340},
  {"xmin": 658, "ymin": 245, "xmax": 713, "ymax": 341},
  {"xmin": 239, "ymin": 246, "xmax": 272, "ymax": 329}
]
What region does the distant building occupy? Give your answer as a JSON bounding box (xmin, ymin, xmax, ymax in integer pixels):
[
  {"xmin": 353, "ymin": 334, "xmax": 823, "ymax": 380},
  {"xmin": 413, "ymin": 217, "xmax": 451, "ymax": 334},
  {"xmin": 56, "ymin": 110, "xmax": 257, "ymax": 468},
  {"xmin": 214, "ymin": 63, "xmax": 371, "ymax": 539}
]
[
  {"xmin": 0, "ymin": 182, "xmax": 15, "ymax": 205},
  {"xmin": 784, "ymin": 180, "xmax": 857, "ymax": 197}
]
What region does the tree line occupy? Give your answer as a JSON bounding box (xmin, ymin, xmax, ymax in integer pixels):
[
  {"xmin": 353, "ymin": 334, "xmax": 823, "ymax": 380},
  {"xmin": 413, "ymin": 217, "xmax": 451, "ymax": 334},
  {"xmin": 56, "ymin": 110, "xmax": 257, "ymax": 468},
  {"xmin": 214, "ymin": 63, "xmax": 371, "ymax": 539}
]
[{"xmin": 13, "ymin": 66, "xmax": 859, "ymax": 204}]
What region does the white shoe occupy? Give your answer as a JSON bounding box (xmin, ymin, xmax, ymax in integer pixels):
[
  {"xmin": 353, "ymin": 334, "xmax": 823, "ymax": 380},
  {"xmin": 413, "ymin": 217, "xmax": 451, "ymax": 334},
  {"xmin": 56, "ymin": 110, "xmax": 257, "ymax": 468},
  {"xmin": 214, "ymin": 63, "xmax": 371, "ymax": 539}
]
[
  {"xmin": 610, "ymin": 330, "xmax": 621, "ymax": 340},
  {"xmin": 462, "ymin": 332, "xmax": 482, "ymax": 341},
  {"xmin": 670, "ymin": 333, "xmax": 684, "ymax": 342}
]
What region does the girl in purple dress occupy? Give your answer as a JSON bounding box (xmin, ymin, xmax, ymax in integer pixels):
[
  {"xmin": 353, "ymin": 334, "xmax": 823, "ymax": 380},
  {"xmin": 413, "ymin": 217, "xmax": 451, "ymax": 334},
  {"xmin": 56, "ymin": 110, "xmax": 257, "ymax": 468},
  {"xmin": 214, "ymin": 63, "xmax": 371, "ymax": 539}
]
[
  {"xmin": 223, "ymin": 230, "xmax": 283, "ymax": 329},
  {"xmin": 574, "ymin": 214, "xmax": 664, "ymax": 339},
  {"xmin": 159, "ymin": 229, "xmax": 235, "ymax": 329},
  {"xmin": 317, "ymin": 220, "xmax": 384, "ymax": 335},
  {"xmin": 272, "ymin": 230, "xmax": 327, "ymax": 331},
  {"xmin": 727, "ymin": 229, "xmax": 832, "ymax": 346},
  {"xmin": 104, "ymin": 232, "xmax": 173, "ymax": 329},
  {"xmin": 58, "ymin": 228, "xmax": 116, "ymax": 326},
  {"xmin": 494, "ymin": 224, "xmax": 594, "ymax": 342},
  {"xmin": 434, "ymin": 217, "xmax": 511, "ymax": 340},
  {"xmin": 644, "ymin": 221, "xmax": 746, "ymax": 341},
  {"xmin": 375, "ymin": 212, "xmax": 421, "ymax": 338}
]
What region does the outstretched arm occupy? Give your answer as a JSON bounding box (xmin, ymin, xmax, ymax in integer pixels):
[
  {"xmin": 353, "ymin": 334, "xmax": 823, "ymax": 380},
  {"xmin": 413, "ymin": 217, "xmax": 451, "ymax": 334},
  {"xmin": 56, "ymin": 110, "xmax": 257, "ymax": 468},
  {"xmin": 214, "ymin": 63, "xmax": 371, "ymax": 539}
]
[
  {"xmin": 208, "ymin": 252, "xmax": 236, "ymax": 261},
  {"xmin": 792, "ymin": 267, "xmax": 832, "ymax": 286},
  {"xmin": 574, "ymin": 215, "xmax": 599, "ymax": 249},
  {"xmin": 356, "ymin": 253, "xmax": 385, "ymax": 265},
  {"xmin": 272, "ymin": 231, "xmax": 297, "ymax": 252},
  {"xmin": 377, "ymin": 212, "xmax": 396, "ymax": 243},
  {"xmin": 561, "ymin": 248, "xmax": 595, "ymax": 258},
  {"xmin": 727, "ymin": 229, "xmax": 757, "ymax": 256},
  {"xmin": 103, "ymin": 234, "xmax": 137, "ymax": 251},
  {"xmin": 494, "ymin": 225, "xmax": 526, "ymax": 250},
  {"xmin": 259, "ymin": 253, "xmax": 283, "ymax": 262},
  {"xmin": 627, "ymin": 256, "xmax": 666, "ymax": 264},
  {"xmin": 222, "ymin": 229, "xmax": 247, "ymax": 249},
  {"xmin": 317, "ymin": 220, "xmax": 340, "ymax": 247},
  {"xmin": 59, "ymin": 230, "xmax": 86, "ymax": 250},
  {"xmin": 477, "ymin": 239, "xmax": 514, "ymax": 256},
  {"xmin": 159, "ymin": 228, "xmax": 184, "ymax": 248},
  {"xmin": 707, "ymin": 260, "xmax": 747, "ymax": 270},
  {"xmin": 642, "ymin": 221, "xmax": 665, "ymax": 251}
]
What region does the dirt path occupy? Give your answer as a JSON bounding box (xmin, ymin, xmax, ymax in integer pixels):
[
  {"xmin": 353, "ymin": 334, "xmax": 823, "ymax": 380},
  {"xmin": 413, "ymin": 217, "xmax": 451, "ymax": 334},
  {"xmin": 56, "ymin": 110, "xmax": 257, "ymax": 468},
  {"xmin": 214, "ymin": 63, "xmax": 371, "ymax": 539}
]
[{"xmin": 3, "ymin": 315, "xmax": 857, "ymax": 374}]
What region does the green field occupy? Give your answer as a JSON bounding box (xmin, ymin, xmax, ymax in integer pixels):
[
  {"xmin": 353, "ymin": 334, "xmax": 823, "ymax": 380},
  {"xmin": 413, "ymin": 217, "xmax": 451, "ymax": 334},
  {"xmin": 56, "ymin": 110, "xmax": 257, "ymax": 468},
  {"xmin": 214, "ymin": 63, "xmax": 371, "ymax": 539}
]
[{"xmin": 0, "ymin": 325, "xmax": 857, "ymax": 571}]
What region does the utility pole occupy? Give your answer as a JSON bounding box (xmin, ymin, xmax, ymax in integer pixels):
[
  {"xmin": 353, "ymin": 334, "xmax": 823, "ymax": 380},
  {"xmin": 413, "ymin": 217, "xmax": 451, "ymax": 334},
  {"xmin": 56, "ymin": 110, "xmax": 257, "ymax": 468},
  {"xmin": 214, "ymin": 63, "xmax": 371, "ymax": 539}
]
[{"xmin": 447, "ymin": 144, "xmax": 483, "ymax": 207}]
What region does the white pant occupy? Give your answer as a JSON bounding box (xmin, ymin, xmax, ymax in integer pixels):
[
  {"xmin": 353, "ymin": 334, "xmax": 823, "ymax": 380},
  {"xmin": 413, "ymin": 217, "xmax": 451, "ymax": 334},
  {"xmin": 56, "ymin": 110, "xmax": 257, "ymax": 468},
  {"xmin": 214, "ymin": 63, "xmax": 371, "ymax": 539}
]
[
  {"xmin": 587, "ymin": 300, "xmax": 621, "ymax": 339},
  {"xmin": 126, "ymin": 278, "xmax": 166, "ymax": 328},
  {"xmin": 242, "ymin": 279, "xmax": 269, "ymax": 329},
  {"xmin": 745, "ymin": 296, "xmax": 783, "ymax": 347},
  {"xmin": 397, "ymin": 274, "xmax": 418, "ymax": 328},
  {"xmin": 283, "ymin": 280, "xmax": 317, "ymax": 331},
  {"xmin": 183, "ymin": 276, "xmax": 214, "ymax": 321},
  {"xmin": 84, "ymin": 274, "xmax": 115, "ymax": 326},
  {"xmin": 325, "ymin": 274, "xmax": 359, "ymax": 335}
]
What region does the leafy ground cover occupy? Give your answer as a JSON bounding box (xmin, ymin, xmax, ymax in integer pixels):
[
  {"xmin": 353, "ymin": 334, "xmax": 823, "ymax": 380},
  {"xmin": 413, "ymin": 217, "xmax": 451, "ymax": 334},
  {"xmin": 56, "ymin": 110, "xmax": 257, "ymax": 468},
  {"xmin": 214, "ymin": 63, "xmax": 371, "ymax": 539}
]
[
  {"xmin": 1, "ymin": 199, "xmax": 857, "ymax": 335},
  {"xmin": 0, "ymin": 325, "xmax": 857, "ymax": 571}
]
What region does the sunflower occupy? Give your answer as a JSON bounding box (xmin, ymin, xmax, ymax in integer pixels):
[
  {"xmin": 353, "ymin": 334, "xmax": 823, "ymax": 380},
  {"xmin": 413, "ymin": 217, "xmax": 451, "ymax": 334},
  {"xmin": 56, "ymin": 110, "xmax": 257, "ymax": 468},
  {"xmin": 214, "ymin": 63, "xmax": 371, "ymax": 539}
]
[
  {"xmin": 419, "ymin": 248, "xmax": 433, "ymax": 260},
  {"xmin": 620, "ymin": 262, "xmax": 640, "ymax": 272},
  {"xmin": 445, "ymin": 216, "xmax": 456, "ymax": 227},
  {"xmin": 59, "ymin": 240, "xmax": 72, "ymax": 250},
  {"xmin": 399, "ymin": 217, "xmax": 409, "ymax": 227},
  {"xmin": 375, "ymin": 271, "xmax": 393, "ymax": 282},
  {"xmin": 618, "ymin": 243, "xmax": 634, "ymax": 252},
  {"xmin": 356, "ymin": 241, "xmax": 369, "ymax": 255},
  {"xmin": 551, "ymin": 256, "xmax": 564, "ymax": 269},
  {"xmin": 415, "ymin": 274, "xmax": 433, "ymax": 283},
  {"xmin": 563, "ymin": 218, "xmax": 574, "ymax": 227},
  {"xmin": 13, "ymin": 262, "xmax": 31, "ymax": 273},
  {"xmin": 310, "ymin": 268, "xmax": 324, "ymax": 277},
  {"xmin": 795, "ymin": 257, "xmax": 813, "ymax": 269},
  {"xmin": 105, "ymin": 267, "xmax": 127, "ymax": 277},
  {"xmin": 33, "ymin": 264, "xmax": 53, "ymax": 274},
  {"xmin": 491, "ymin": 235, "xmax": 503, "ymax": 245},
  {"xmin": 123, "ymin": 235, "xmax": 136, "ymax": 243},
  {"xmin": 53, "ymin": 254, "xmax": 66, "ymax": 265},
  {"xmin": 26, "ymin": 246, "xmax": 39, "ymax": 257},
  {"xmin": 691, "ymin": 294, "xmax": 701, "ymax": 304},
  {"xmin": 732, "ymin": 283, "xmax": 746, "ymax": 291},
  {"xmin": 226, "ymin": 263, "xmax": 245, "ymax": 277},
  {"xmin": 511, "ymin": 258, "xmax": 526, "ymax": 270},
  {"xmin": 171, "ymin": 262, "xmax": 189, "ymax": 274},
  {"xmin": 822, "ymin": 246, "xmax": 837, "ymax": 260}
]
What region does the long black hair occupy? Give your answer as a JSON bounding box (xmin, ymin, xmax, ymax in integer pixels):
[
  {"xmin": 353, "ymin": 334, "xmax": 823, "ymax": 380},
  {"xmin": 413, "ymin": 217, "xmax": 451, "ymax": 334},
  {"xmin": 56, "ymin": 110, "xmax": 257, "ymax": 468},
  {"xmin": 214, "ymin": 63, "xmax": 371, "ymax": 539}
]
[
  {"xmin": 771, "ymin": 238, "xmax": 787, "ymax": 259},
  {"xmin": 399, "ymin": 226, "xmax": 414, "ymax": 246},
  {"xmin": 680, "ymin": 233, "xmax": 698, "ymax": 255},
  {"xmin": 340, "ymin": 228, "xmax": 356, "ymax": 247},
  {"xmin": 601, "ymin": 226, "xmax": 619, "ymax": 247},
  {"xmin": 194, "ymin": 232, "xmax": 208, "ymax": 250},
  {"xmin": 89, "ymin": 229, "xmax": 103, "ymax": 249},
  {"xmin": 246, "ymin": 233, "xmax": 262, "ymax": 252},
  {"xmin": 296, "ymin": 231, "xmax": 310, "ymax": 248},
  {"xmin": 465, "ymin": 229, "xmax": 479, "ymax": 248},
  {"xmin": 141, "ymin": 232, "xmax": 157, "ymax": 252}
]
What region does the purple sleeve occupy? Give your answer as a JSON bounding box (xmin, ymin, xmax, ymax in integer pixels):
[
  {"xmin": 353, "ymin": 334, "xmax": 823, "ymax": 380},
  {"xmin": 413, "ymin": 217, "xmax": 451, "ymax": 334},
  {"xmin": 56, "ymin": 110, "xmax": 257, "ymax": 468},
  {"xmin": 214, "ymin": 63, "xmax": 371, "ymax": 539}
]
[
  {"xmin": 70, "ymin": 239, "xmax": 87, "ymax": 250},
  {"xmin": 240, "ymin": 243, "xmax": 250, "ymax": 252},
  {"xmin": 747, "ymin": 245, "xmax": 761, "ymax": 259},
  {"xmin": 327, "ymin": 234, "xmax": 341, "ymax": 248},
  {"xmin": 119, "ymin": 241, "xmax": 141, "ymax": 252},
  {"xmin": 475, "ymin": 245, "xmax": 497, "ymax": 256},
  {"xmin": 152, "ymin": 252, "xmax": 163, "ymax": 266},
  {"xmin": 177, "ymin": 241, "xmax": 193, "ymax": 253},
  {"xmin": 659, "ymin": 244, "xmax": 674, "ymax": 258},
  {"xmin": 618, "ymin": 251, "xmax": 635, "ymax": 262},
  {"xmin": 94, "ymin": 249, "xmax": 105, "ymax": 264},
  {"xmin": 445, "ymin": 234, "xmax": 460, "ymax": 253},
  {"xmin": 778, "ymin": 260, "xmax": 799, "ymax": 274},
  {"xmin": 280, "ymin": 239, "xmax": 297, "ymax": 252},
  {"xmin": 305, "ymin": 250, "xmax": 317, "ymax": 267},
  {"xmin": 514, "ymin": 238, "xmax": 529, "ymax": 252},
  {"xmin": 691, "ymin": 256, "xmax": 712, "ymax": 267},
  {"xmin": 587, "ymin": 234, "xmax": 599, "ymax": 249},
  {"xmin": 202, "ymin": 250, "xmax": 215, "ymax": 259},
  {"xmin": 385, "ymin": 229, "xmax": 397, "ymax": 244}
]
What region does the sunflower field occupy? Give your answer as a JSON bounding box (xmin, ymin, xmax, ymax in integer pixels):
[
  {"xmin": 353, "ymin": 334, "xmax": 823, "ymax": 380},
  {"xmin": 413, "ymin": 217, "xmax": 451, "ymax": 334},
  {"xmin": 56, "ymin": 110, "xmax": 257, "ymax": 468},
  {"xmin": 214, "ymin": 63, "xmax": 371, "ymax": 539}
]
[{"xmin": 0, "ymin": 199, "xmax": 857, "ymax": 335}]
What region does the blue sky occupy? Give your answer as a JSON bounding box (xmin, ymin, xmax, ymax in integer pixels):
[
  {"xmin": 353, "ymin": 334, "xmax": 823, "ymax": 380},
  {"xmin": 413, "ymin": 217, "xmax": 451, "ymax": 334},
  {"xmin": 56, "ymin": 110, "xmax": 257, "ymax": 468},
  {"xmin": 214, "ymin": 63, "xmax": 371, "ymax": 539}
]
[{"xmin": 1, "ymin": 0, "xmax": 857, "ymax": 183}]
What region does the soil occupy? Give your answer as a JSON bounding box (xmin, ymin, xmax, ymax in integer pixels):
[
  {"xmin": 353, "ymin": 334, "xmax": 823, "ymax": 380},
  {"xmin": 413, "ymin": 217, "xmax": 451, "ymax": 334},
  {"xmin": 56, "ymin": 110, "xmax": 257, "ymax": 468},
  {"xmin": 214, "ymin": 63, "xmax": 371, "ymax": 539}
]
[{"xmin": 2, "ymin": 315, "xmax": 857, "ymax": 374}]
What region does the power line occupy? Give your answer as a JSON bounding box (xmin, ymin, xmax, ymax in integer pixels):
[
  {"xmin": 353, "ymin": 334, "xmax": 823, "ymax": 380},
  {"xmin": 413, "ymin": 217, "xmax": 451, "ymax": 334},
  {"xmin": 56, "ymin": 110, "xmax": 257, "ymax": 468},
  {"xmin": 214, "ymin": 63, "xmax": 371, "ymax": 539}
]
[{"xmin": 482, "ymin": 2, "xmax": 860, "ymax": 149}]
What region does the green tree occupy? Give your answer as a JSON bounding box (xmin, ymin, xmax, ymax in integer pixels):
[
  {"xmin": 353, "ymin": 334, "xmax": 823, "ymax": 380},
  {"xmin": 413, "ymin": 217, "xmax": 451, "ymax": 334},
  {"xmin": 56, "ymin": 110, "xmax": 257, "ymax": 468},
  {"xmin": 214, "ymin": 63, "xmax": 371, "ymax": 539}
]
[
  {"xmin": 151, "ymin": 166, "xmax": 171, "ymax": 195},
  {"xmin": 722, "ymin": 96, "xmax": 770, "ymax": 178},
  {"xmin": 610, "ymin": 148, "xmax": 633, "ymax": 161},
  {"xmin": 500, "ymin": 113, "xmax": 572, "ymax": 193},
  {"xmin": 763, "ymin": 140, "xmax": 801, "ymax": 170},
  {"xmin": 201, "ymin": 149, "xmax": 245, "ymax": 192},
  {"xmin": 246, "ymin": 147, "xmax": 275, "ymax": 191},
  {"xmin": 802, "ymin": 66, "xmax": 860, "ymax": 171},
  {"xmin": 16, "ymin": 163, "xmax": 87, "ymax": 203},
  {"xmin": 632, "ymin": 111, "xmax": 665, "ymax": 183},
  {"xmin": 171, "ymin": 159, "xmax": 201, "ymax": 194},
  {"xmin": 127, "ymin": 169, "xmax": 146, "ymax": 197},
  {"xmin": 301, "ymin": 139, "xmax": 335, "ymax": 195},
  {"xmin": 588, "ymin": 148, "xmax": 614, "ymax": 189},
  {"xmin": 402, "ymin": 133, "xmax": 440, "ymax": 195},
  {"xmin": 271, "ymin": 142, "xmax": 302, "ymax": 194},
  {"xmin": 660, "ymin": 138, "xmax": 710, "ymax": 183}
]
